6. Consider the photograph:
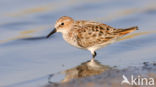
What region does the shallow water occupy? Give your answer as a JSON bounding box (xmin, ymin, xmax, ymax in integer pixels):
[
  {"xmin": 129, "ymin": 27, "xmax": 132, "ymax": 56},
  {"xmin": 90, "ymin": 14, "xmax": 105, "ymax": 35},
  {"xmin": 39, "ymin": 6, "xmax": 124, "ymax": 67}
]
[
  {"xmin": 46, "ymin": 62, "xmax": 156, "ymax": 87},
  {"xmin": 0, "ymin": 0, "xmax": 156, "ymax": 87}
]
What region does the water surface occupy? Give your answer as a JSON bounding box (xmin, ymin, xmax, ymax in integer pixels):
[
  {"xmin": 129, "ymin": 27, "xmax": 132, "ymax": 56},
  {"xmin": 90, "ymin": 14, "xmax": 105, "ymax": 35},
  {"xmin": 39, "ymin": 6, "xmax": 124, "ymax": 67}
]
[{"xmin": 0, "ymin": 0, "xmax": 156, "ymax": 87}]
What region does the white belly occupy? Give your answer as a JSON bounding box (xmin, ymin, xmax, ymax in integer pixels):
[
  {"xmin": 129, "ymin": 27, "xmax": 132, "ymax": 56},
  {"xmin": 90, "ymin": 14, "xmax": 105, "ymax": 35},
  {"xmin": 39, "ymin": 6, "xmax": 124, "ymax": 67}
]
[{"xmin": 88, "ymin": 38, "xmax": 117, "ymax": 51}]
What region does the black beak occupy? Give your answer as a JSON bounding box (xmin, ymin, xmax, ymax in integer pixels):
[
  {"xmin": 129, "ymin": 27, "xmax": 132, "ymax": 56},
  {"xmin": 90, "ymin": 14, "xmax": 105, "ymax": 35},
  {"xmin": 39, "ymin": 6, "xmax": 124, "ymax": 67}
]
[{"xmin": 46, "ymin": 28, "xmax": 57, "ymax": 38}]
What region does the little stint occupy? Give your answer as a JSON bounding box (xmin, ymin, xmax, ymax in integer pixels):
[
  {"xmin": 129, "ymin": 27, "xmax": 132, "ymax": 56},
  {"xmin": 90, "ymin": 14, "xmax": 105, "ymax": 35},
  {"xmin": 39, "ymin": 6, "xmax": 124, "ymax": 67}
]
[{"xmin": 47, "ymin": 16, "xmax": 138, "ymax": 59}]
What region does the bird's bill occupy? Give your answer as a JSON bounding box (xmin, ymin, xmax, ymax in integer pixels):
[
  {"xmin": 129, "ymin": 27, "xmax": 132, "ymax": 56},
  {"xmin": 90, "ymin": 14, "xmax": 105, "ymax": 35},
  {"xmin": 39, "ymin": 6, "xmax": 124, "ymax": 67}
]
[{"xmin": 46, "ymin": 28, "xmax": 57, "ymax": 38}]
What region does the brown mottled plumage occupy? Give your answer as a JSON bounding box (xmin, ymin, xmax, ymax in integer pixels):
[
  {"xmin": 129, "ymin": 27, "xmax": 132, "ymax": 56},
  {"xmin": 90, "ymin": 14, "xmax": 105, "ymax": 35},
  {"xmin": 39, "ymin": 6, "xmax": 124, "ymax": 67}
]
[{"xmin": 47, "ymin": 16, "xmax": 138, "ymax": 59}]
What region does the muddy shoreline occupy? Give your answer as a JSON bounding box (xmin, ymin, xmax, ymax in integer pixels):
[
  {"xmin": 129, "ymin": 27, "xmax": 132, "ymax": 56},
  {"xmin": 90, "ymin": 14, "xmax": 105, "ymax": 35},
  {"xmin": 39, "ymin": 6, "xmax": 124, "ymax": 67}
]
[{"xmin": 45, "ymin": 62, "xmax": 156, "ymax": 87}]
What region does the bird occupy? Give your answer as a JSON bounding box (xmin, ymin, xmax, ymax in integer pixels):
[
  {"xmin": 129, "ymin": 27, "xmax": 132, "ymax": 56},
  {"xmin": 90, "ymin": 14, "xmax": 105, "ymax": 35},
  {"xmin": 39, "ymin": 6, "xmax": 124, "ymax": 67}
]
[{"xmin": 46, "ymin": 16, "xmax": 138, "ymax": 59}]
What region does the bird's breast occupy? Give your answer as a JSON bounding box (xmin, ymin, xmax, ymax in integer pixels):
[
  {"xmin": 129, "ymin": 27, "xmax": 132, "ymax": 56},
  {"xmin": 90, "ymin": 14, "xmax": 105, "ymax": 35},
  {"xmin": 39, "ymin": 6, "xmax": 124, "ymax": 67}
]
[{"xmin": 62, "ymin": 32, "xmax": 82, "ymax": 49}]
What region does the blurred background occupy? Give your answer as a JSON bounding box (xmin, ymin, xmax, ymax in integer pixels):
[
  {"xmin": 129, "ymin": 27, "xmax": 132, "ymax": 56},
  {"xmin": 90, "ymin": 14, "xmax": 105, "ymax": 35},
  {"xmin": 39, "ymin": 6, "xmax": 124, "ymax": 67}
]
[{"xmin": 0, "ymin": 0, "xmax": 156, "ymax": 87}]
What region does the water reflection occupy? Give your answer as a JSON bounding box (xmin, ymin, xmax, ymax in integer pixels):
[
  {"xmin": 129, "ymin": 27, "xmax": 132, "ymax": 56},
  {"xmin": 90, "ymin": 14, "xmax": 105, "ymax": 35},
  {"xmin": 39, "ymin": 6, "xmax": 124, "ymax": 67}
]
[
  {"xmin": 20, "ymin": 36, "xmax": 47, "ymax": 40},
  {"xmin": 46, "ymin": 62, "xmax": 156, "ymax": 87},
  {"xmin": 48, "ymin": 59, "xmax": 112, "ymax": 83}
]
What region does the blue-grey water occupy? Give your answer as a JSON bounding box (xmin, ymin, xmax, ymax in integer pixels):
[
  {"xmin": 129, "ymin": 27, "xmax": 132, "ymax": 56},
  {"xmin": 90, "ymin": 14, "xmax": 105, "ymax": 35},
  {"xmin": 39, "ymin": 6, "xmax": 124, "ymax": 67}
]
[{"xmin": 0, "ymin": 0, "xmax": 156, "ymax": 87}]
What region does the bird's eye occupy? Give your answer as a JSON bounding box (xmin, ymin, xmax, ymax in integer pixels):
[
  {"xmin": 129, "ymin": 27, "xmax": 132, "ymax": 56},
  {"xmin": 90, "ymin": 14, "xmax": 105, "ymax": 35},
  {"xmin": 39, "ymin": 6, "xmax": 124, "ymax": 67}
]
[{"xmin": 61, "ymin": 23, "xmax": 64, "ymax": 25}]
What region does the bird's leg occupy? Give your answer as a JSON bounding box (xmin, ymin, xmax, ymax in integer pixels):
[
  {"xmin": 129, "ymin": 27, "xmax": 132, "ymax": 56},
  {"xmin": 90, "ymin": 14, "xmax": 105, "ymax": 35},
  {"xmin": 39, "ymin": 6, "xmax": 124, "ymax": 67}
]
[
  {"xmin": 90, "ymin": 50, "xmax": 97, "ymax": 60},
  {"xmin": 92, "ymin": 51, "xmax": 97, "ymax": 59}
]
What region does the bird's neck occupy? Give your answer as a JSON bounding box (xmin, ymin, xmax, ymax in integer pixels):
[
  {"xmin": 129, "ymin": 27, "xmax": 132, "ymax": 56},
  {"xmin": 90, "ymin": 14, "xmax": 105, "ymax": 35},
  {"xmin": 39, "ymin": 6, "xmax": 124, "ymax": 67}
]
[{"xmin": 62, "ymin": 30, "xmax": 72, "ymax": 40}]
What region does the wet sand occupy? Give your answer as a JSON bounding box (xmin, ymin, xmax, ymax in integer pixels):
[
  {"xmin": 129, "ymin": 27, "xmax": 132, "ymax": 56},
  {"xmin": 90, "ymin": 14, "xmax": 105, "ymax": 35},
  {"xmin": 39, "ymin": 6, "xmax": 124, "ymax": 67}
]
[{"xmin": 45, "ymin": 61, "xmax": 156, "ymax": 87}]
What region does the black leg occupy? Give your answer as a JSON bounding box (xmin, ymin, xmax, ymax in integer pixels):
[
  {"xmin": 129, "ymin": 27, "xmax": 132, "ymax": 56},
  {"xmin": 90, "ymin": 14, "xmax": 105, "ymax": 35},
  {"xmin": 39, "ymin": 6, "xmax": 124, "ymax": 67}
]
[{"xmin": 92, "ymin": 51, "xmax": 97, "ymax": 58}]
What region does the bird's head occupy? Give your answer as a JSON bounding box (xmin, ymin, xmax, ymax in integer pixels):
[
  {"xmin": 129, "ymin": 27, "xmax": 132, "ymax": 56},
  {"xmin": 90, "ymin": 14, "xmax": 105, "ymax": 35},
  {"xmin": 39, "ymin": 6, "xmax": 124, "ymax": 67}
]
[{"xmin": 47, "ymin": 16, "xmax": 74, "ymax": 38}]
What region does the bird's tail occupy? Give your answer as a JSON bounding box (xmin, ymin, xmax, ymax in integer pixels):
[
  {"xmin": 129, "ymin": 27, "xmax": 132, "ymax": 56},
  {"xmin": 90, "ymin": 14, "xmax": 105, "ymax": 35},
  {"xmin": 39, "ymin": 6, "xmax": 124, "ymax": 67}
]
[{"xmin": 118, "ymin": 26, "xmax": 139, "ymax": 36}]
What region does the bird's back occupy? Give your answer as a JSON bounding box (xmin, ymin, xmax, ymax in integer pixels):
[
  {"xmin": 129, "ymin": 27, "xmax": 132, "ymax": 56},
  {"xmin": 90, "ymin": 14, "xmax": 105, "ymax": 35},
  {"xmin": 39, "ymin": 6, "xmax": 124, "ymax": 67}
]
[{"xmin": 67, "ymin": 20, "xmax": 138, "ymax": 50}]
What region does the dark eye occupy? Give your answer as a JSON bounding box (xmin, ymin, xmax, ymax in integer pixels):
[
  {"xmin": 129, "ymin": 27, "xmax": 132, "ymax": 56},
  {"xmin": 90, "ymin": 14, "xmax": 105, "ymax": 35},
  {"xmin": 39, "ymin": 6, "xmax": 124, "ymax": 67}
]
[{"xmin": 61, "ymin": 23, "xmax": 64, "ymax": 25}]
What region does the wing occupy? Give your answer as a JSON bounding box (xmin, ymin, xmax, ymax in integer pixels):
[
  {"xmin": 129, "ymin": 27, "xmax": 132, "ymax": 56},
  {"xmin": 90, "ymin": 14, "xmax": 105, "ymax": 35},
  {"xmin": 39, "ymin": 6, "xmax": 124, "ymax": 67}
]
[{"xmin": 75, "ymin": 22, "xmax": 119, "ymax": 48}]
